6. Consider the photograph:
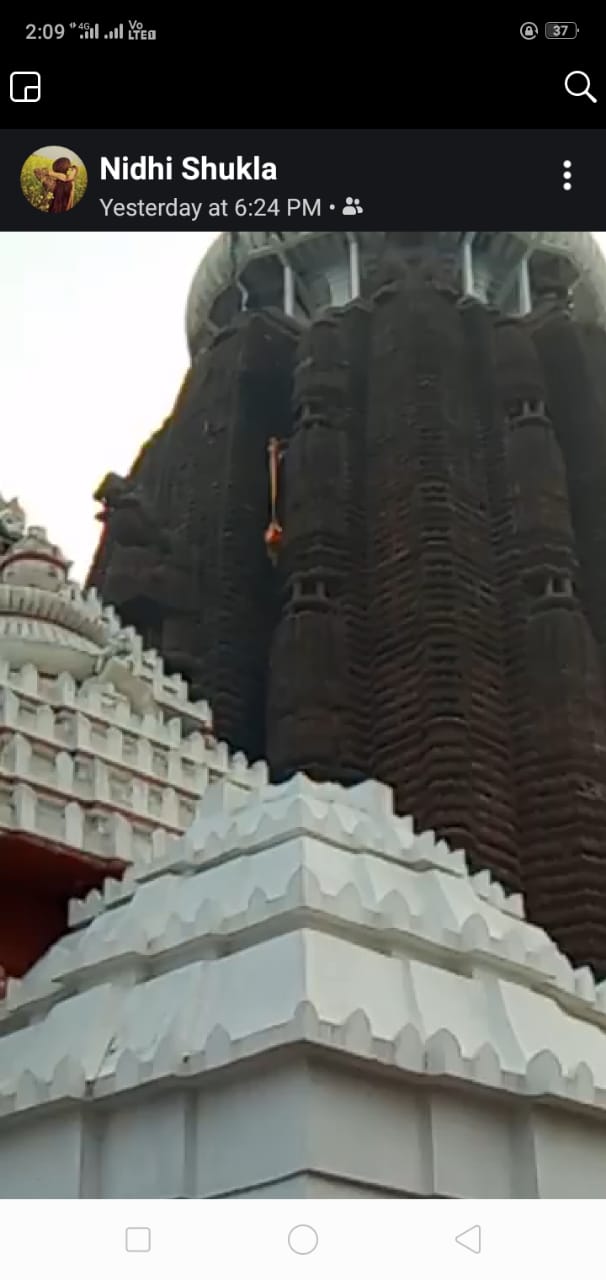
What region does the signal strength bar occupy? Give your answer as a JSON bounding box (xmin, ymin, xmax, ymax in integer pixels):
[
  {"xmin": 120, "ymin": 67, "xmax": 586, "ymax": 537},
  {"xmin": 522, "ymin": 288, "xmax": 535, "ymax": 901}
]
[
  {"xmin": 80, "ymin": 22, "xmax": 99, "ymax": 38},
  {"xmin": 104, "ymin": 23, "xmax": 124, "ymax": 38}
]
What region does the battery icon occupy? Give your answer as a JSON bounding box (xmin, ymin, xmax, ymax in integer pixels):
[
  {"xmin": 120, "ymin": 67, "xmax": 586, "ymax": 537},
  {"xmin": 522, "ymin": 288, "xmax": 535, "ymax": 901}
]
[{"xmin": 545, "ymin": 21, "xmax": 578, "ymax": 37}]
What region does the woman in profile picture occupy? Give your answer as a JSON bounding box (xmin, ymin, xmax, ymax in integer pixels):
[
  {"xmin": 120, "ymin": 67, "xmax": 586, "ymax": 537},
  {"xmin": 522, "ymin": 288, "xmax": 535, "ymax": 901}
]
[{"xmin": 34, "ymin": 156, "xmax": 78, "ymax": 212}]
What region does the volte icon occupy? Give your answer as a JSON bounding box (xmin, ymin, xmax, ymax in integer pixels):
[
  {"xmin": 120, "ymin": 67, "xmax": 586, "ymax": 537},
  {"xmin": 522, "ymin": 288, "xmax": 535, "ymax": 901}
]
[{"xmin": 455, "ymin": 1225, "xmax": 482, "ymax": 1255}]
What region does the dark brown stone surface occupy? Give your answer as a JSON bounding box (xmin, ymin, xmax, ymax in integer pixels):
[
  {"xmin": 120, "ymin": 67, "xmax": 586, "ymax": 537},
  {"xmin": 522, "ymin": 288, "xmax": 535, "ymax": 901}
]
[{"xmin": 87, "ymin": 269, "xmax": 606, "ymax": 975}]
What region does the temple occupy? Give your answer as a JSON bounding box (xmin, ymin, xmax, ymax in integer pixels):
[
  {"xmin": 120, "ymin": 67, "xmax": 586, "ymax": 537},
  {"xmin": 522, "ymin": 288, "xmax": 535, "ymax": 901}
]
[
  {"xmin": 0, "ymin": 499, "xmax": 255, "ymax": 982},
  {"xmin": 3, "ymin": 230, "xmax": 606, "ymax": 1198},
  {"xmin": 89, "ymin": 230, "xmax": 606, "ymax": 976}
]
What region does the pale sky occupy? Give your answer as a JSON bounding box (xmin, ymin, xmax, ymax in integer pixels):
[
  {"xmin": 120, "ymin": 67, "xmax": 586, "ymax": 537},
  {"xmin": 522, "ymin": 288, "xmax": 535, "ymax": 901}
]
[
  {"xmin": 1, "ymin": 230, "xmax": 605, "ymax": 581},
  {"xmin": 0, "ymin": 231, "xmax": 218, "ymax": 578}
]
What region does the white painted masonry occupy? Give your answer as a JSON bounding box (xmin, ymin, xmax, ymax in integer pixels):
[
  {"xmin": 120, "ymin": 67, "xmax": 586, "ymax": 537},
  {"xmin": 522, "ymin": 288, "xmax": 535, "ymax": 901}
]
[
  {"xmin": 2, "ymin": 771, "xmax": 606, "ymax": 1198},
  {"xmin": 2, "ymin": 503, "xmax": 606, "ymax": 1198}
]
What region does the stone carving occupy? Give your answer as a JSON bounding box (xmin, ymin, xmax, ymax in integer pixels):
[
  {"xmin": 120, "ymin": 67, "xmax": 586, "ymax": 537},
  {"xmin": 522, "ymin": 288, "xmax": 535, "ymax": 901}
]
[
  {"xmin": 0, "ymin": 496, "xmax": 26, "ymax": 554},
  {"xmin": 90, "ymin": 470, "xmax": 195, "ymax": 639},
  {"xmin": 87, "ymin": 631, "xmax": 155, "ymax": 716},
  {"xmin": 93, "ymin": 472, "xmax": 171, "ymax": 551}
]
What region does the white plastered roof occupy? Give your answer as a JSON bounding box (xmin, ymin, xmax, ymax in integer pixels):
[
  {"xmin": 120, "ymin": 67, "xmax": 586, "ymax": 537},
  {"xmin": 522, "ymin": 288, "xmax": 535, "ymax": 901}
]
[{"xmin": 1, "ymin": 773, "xmax": 605, "ymax": 1117}]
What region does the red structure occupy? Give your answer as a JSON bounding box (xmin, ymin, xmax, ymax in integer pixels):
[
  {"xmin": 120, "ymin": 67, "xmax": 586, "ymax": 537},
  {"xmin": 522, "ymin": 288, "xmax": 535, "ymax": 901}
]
[{"xmin": 0, "ymin": 832, "xmax": 124, "ymax": 976}]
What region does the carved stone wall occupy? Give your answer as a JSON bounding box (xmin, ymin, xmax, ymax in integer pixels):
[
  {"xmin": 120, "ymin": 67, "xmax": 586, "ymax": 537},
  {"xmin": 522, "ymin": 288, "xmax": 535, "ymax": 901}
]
[
  {"xmin": 88, "ymin": 269, "xmax": 606, "ymax": 975},
  {"xmin": 91, "ymin": 313, "xmax": 296, "ymax": 762}
]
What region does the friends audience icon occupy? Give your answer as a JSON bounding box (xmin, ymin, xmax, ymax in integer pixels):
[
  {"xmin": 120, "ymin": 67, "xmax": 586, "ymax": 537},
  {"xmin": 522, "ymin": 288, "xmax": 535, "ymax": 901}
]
[
  {"xmin": 20, "ymin": 145, "xmax": 87, "ymax": 214},
  {"xmin": 342, "ymin": 196, "xmax": 363, "ymax": 215}
]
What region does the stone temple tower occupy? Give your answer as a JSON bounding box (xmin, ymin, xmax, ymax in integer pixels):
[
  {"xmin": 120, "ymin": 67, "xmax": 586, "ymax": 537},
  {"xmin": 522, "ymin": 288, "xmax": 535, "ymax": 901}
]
[{"xmin": 87, "ymin": 231, "xmax": 606, "ymax": 976}]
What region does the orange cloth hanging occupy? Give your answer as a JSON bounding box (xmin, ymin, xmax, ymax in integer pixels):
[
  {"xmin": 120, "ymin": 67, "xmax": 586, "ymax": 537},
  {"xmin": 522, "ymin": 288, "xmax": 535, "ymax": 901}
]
[{"xmin": 264, "ymin": 436, "xmax": 284, "ymax": 560}]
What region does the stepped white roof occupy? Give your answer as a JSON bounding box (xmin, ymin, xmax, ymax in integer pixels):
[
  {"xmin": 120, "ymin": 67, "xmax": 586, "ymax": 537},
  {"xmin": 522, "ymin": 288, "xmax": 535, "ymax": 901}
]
[{"xmin": 2, "ymin": 772, "xmax": 605, "ymax": 1117}]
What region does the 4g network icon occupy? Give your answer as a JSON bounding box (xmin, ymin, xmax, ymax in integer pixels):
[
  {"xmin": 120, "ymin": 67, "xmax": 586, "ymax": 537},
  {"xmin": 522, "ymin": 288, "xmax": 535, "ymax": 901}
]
[{"xmin": 75, "ymin": 19, "xmax": 156, "ymax": 39}]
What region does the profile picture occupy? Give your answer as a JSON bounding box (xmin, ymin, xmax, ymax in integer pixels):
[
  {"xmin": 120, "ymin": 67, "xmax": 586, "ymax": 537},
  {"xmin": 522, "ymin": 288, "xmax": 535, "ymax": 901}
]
[{"xmin": 20, "ymin": 145, "xmax": 87, "ymax": 214}]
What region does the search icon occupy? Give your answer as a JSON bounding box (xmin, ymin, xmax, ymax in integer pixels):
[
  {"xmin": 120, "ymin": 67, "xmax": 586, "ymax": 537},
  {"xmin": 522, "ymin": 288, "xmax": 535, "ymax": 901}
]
[{"xmin": 565, "ymin": 70, "xmax": 597, "ymax": 102}]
